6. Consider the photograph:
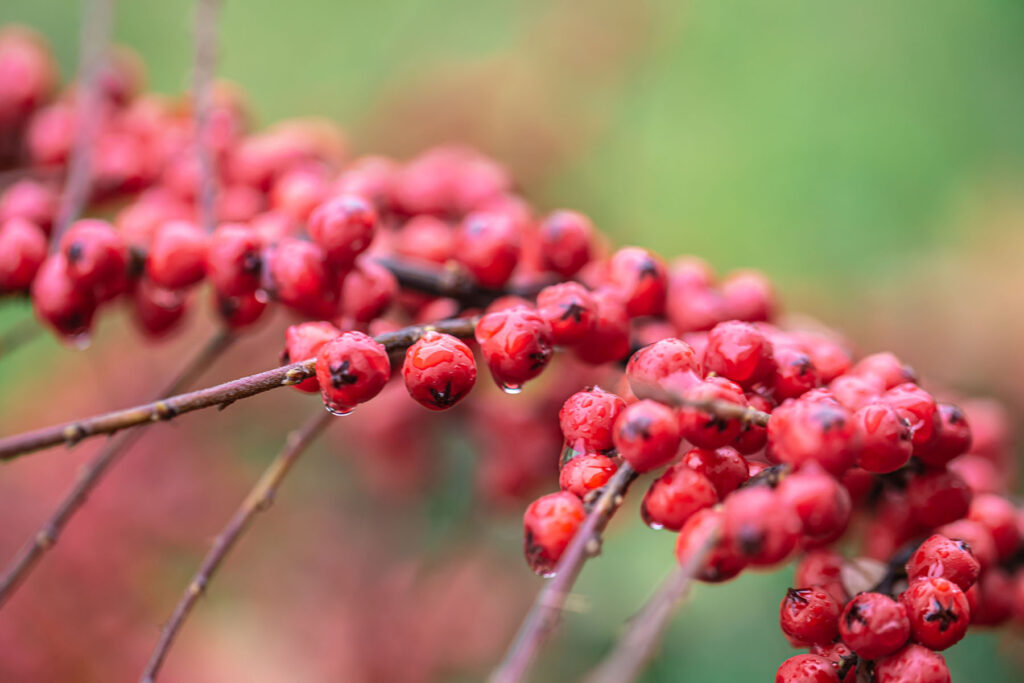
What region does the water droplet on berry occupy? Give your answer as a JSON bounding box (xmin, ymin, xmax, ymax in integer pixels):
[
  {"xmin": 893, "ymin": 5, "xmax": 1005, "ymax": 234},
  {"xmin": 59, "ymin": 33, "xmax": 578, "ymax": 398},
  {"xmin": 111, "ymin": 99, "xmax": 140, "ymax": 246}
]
[
  {"xmin": 325, "ymin": 404, "xmax": 353, "ymax": 417},
  {"xmin": 67, "ymin": 332, "xmax": 92, "ymax": 350},
  {"xmin": 539, "ymin": 570, "xmax": 557, "ymax": 579},
  {"xmin": 254, "ymin": 289, "xmax": 270, "ymax": 304},
  {"xmin": 646, "ymin": 521, "xmax": 665, "ymax": 531},
  {"xmin": 501, "ymin": 383, "xmax": 522, "ymax": 395}
]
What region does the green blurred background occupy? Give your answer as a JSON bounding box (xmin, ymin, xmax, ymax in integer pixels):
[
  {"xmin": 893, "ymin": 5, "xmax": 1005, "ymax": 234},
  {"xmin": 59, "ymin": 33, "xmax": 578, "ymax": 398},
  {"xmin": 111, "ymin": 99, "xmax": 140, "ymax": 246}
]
[{"xmin": 2, "ymin": 0, "xmax": 1023, "ymax": 680}]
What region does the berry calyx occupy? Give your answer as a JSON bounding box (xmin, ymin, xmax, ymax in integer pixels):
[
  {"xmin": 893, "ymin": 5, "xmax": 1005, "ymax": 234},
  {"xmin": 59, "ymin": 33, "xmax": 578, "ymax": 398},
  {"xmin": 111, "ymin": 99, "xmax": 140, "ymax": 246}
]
[
  {"xmin": 315, "ymin": 331, "xmax": 391, "ymax": 415},
  {"xmin": 401, "ymin": 331, "xmax": 476, "ymax": 411}
]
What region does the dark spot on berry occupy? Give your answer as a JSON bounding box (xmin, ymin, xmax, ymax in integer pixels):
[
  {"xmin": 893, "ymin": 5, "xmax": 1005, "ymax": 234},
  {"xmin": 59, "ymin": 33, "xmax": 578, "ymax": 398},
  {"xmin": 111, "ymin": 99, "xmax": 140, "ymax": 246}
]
[
  {"xmin": 622, "ymin": 415, "xmax": 652, "ymax": 441},
  {"xmin": 844, "ymin": 603, "xmax": 866, "ymax": 629},
  {"xmin": 924, "ymin": 598, "xmax": 960, "ymax": 632},
  {"xmin": 329, "ymin": 359, "xmax": 359, "ymax": 388},
  {"xmin": 948, "ymin": 406, "xmax": 965, "ymax": 424},
  {"xmin": 66, "ymin": 242, "xmax": 84, "ymax": 264},
  {"xmin": 429, "ymin": 380, "xmax": 457, "ymax": 408},
  {"xmin": 218, "ymin": 296, "xmax": 238, "ymax": 319},
  {"xmin": 529, "ymin": 342, "xmax": 552, "ymax": 370},
  {"xmin": 242, "ymin": 250, "xmax": 262, "ymax": 276},
  {"xmin": 786, "ymin": 587, "xmax": 811, "ymax": 604},
  {"xmin": 793, "ymin": 356, "xmax": 812, "ymax": 376},
  {"xmin": 703, "ymin": 415, "xmax": 730, "ymax": 432},
  {"xmin": 815, "ymin": 406, "xmax": 846, "ymax": 432},
  {"xmin": 560, "ymin": 301, "xmax": 586, "ymax": 323},
  {"xmin": 737, "ymin": 525, "xmax": 764, "ymax": 557},
  {"xmin": 638, "ymin": 258, "xmax": 659, "ymax": 280}
]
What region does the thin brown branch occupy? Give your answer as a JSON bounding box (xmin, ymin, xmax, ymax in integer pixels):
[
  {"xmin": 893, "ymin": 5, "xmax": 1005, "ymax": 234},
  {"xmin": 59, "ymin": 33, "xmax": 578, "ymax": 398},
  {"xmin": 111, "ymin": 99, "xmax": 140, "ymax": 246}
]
[
  {"xmin": 191, "ymin": 0, "xmax": 221, "ymax": 233},
  {"xmin": 0, "ymin": 330, "xmax": 235, "ymax": 608},
  {"xmin": 584, "ymin": 517, "xmax": 720, "ymax": 683},
  {"xmin": 139, "ymin": 409, "xmax": 333, "ymax": 683},
  {"xmin": 628, "ymin": 377, "xmax": 772, "ymax": 427},
  {"xmin": 0, "ymin": 316, "xmax": 479, "ymax": 462},
  {"xmin": 489, "ymin": 462, "xmax": 639, "ymax": 683},
  {"xmin": 52, "ymin": 0, "xmax": 117, "ymax": 248},
  {"xmin": 375, "ymin": 256, "xmax": 550, "ymax": 307}
]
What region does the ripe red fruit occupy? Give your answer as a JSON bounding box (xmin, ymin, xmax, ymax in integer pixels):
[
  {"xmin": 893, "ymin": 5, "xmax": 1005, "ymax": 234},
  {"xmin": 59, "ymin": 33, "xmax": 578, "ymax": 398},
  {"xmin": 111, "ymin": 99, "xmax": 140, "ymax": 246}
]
[
  {"xmin": 0, "ymin": 216, "xmax": 46, "ymax": 292},
  {"xmin": 401, "ymin": 331, "xmax": 476, "ymax": 410},
  {"xmin": 307, "ymin": 194, "xmax": 378, "ymax": 269},
  {"xmin": 613, "ymin": 399, "xmax": 682, "ymax": 473},
  {"xmin": 269, "ymin": 238, "xmax": 339, "ymax": 318},
  {"xmin": 851, "ymin": 352, "xmax": 916, "ymax": 389},
  {"xmin": 681, "ymin": 446, "xmax": 748, "ymax": 497},
  {"xmin": 703, "ymin": 321, "xmax": 775, "ymax": 388},
  {"xmin": 641, "ymin": 464, "xmax": 718, "ymax": 531},
  {"xmin": 341, "ymin": 257, "xmax": 397, "ymax": 323},
  {"xmin": 559, "ymin": 387, "xmax": 627, "ymax": 453},
  {"xmin": 935, "ymin": 519, "xmax": 998, "ymax": 570},
  {"xmin": 31, "ymin": 254, "xmax": 96, "ymax": 340},
  {"xmin": 777, "ymin": 464, "xmax": 851, "ymax": 546},
  {"xmin": 572, "ymin": 287, "xmax": 631, "ymax": 365},
  {"xmin": 874, "ymin": 644, "xmax": 951, "ymax": 683},
  {"xmin": 315, "ymin": 331, "xmax": 391, "ymax": 415},
  {"xmin": 794, "ymin": 549, "xmax": 847, "ymax": 605},
  {"xmin": 905, "ymin": 534, "xmax": 980, "ymax": 592},
  {"xmin": 625, "ymin": 337, "xmax": 702, "ymax": 394},
  {"xmin": 791, "ymin": 331, "xmax": 852, "ymax": 383},
  {"xmin": 283, "ymin": 321, "xmax": 341, "ymax": 393},
  {"xmin": 215, "ymin": 291, "xmax": 267, "ymax": 329},
  {"xmin": 523, "ymin": 491, "xmax": 585, "ymax": 576},
  {"xmin": 732, "ymin": 390, "xmax": 772, "ymax": 455},
  {"xmin": 779, "ymin": 586, "xmax": 841, "ymax": 644},
  {"xmin": 454, "ymin": 211, "xmax": 521, "ymax": 289},
  {"xmin": 57, "ymin": 218, "xmax": 127, "ymax": 297},
  {"xmin": 677, "ymin": 376, "xmax": 748, "ymax": 449},
  {"xmin": 538, "ymin": 210, "xmax": 593, "ymax": 277},
  {"xmin": 774, "ymin": 654, "xmax": 839, "ymax": 683},
  {"xmin": 838, "ymin": 592, "xmax": 910, "ymax": 660},
  {"xmin": 675, "ymin": 506, "xmax": 747, "ymax": 583},
  {"xmin": 536, "ymin": 281, "xmax": 596, "ymax": 346},
  {"xmin": 205, "ymin": 222, "xmax": 263, "ymax": 296},
  {"xmin": 722, "ymin": 487, "xmax": 801, "ymax": 567},
  {"xmin": 906, "ymin": 467, "xmax": 972, "ymax": 528},
  {"xmin": 829, "ymin": 373, "xmax": 884, "ymax": 411},
  {"xmin": 147, "ymin": 220, "xmax": 208, "ymax": 289},
  {"xmin": 132, "ymin": 278, "xmax": 187, "ymax": 338},
  {"xmin": 559, "ymin": 453, "xmax": 617, "ymax": 499},
  {"xmin": 882, "ymin": 383, "xmax": 939, "ymax": 452},
  {"xmin": 474, "ymin": 307, "xmax": 553, "ymax": 390},
  {"xmin": 606, "ymin": 246, "xmax": 668, "ymax": 317},
  {"xmin": 853, "ymin": 401, "xmax": 913, "ymax": 473},
  {"xmin": 810, "ymin": 642, "xmax": 856, "ymax": 683},
  {"xmin": 0, "ymin": 179, "xmax": 57, "ymax": 233},
  {"xmin": 917, "ymin": 403, "xmax": 972, "ymax": 467},
  {"xmin": 967, "ymin": 566, "xmax": 1013, "ymax": 626},
  {"xmin": 966, "ymin": 493, "xmax": 1022, "ymax": 561},
  {"xmin": 721, "ymin": 269, "xmax": 775, "ymax": 322},
  {"xmin": 900, "ymin": 577, "xmax": 969, "ymax": 650},
  {"xmin": 767, "ymin": 395, "xmax": 857, "ymax": 476},
  {"xmin": 770, "ymin": 343, "xmax": 820, "ymax": 400}
]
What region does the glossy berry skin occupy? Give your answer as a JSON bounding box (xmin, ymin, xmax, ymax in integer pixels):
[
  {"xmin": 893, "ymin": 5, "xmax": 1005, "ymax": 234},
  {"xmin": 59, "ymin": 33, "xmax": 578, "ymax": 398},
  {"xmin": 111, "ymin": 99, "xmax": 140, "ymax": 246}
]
[
  {"xmin": 523, "ymin": 491, "xmax": 585, "ymax": 576},
  {"xmin": 838, "ymin": 592, "xmax": 910, "ymax": 660},
  {"xmin": 917, "ymin": 403, "xmax": 972, "ymax": 467},
  {"xmin": 283, "ymin": 321, "xmax": 340, "ymax": 393},
  {"xmin": 538, "ymin": 209, "xmax": 592, "ymax": 277},
  {"xmin": 0, "ymin": 217, "xmax": 46, "ymax": 292},
  {"xmin": 474, "ymin": 307, "xmax": 552, "ymax": 389},
  {"xmin": 795, "ymin": 549, "xmax": 847, "ymax": 605},
  {"xmin": 307, "ymin": 194, "xmax": 377, "ymax": 270},
  {"xmin": 559, "ymin": 453, "xmax": 617, "ymax": 499},
  {"xmin": 675, "ymin": 506, "xmax": 747, "ymax": 583},
  {"xmin": 722, "ymin": 487, "xmax": 801, "ymax": 567},
  {"xmin": 215, "ymin": 291, "xmax": 267, "ymax": 329},
  {"xmin": 906, "ymin": 534, "xmax": 980, "ymax": 592},
  {"xmin": 882, "ymin": 383, "xmax": 939, "ymax": 452},
  {"xmin": 315, "ymin": 331, "xmax": 391, "ymax": 414},
  {"xmin": 967, "ymin": 566, "xmax": 1013, "ymax": 626},
  {"xmin": 767, "ymin": 396, "xmax": 857, "ymax": 476},
  {"xmin": 269, "ymin": 238, "xmax": 339, "ymax": 318},
  {"xmin": 771, "ymin": 343, "xmax": 820, "ymax": 400},
  {"xmin": 59, "ymin": 219, "xmax": 127, "ymax": 298},
  {"xmin": 703, "ymin": 321, "xmax": 775, "ymax": 389},
  {"xmin": 874, "ymin": 644, "xmax": 951, "ymax": 683},
  {"xmin": 732, "ymin": 391, "xmax": 772, "ymax": 454},
  {"xmin": 722, "ymin": 270, "xmax": 775, "ymax": 322},
  {"xmin": 613, "ymin": 400, "xmax": 682, "ymax": 473},
  {"xmin": 851, "ymin": 352, "xmax": 916, "ymax": 390},
  {"xmin": 774, "ymin": 654, "xmax": 839, "ymax": 683},
  {"xmin": 829, "ymin": 374, "xmax": 884, "ymax": 411},
  {"xmin": 606, "ymin": 246, "xmax": 668, "ymax": 317},
  {"xmin": 147, "ymin": 220, "xmax": 208, "ymax": 289},
  {"xmin": 205, "ymin": 222, "xmax": 263, "ymax": 296},
  {"xmin": 401, "ymin": 331, "xmax": 476, "ymax": 411},
  {"xmin": 132, "ymin": 278, "xmax": 186, "ymax": 338},
  {"xmin": 936, "ymin": 519, "xmax": 997, "ymax": 570},
  {"xmin": 853, "ymin": 402, "xmax": 913, "ymax": 474},
  {"xmin": 31, "ymin": 254, "xmax": 96, "ymax": 339},
  {"xmin": 454, "ymin": 211, "xmax": 521, "ymax": 289},
  {"xmin": 559, "ymin": 387, "xmax": 626, "ymax": 453},
  {"xmin": 779, "ymin": 586, "xmax": 841, "ymax": 645},
  {"xmin": 341, "ymin": 258, "xmax": 397, "ymax": 323},
  {"xmin": 641, "ymin": 464, "xmax": 718, "ymax": 531},
  {"xmin": 966, "ymin": 493, "xmax": 1021, "ymax": 560},
  {"xmin": 626, "ymin": 337, "xmax": 702, "ymax": 394},
  {"xmin": 906, "ymin": 467, "xmax": 972, "ymax": 528},
  {"xmin": 677, "ymin": 377, "xmax": 748, "ymax": 449},
  {"xmin": 681, "ymin": 446, "xmax": 748, "ymax": 497},
  {"xmin": 810, "ymin": 642, "xmax": 856, "ymax": 683},
  {"xmin": 573, "ymin": 287, "xmax": 631, "ymax": 365},
  {"xmin": 536, "ymin": 282, "xmax": 595, "ymax": 346},
  {"xmin": 777, "ymin": 464, "xmax": 851, "ymax": 546},
  {"xmin": 900, "ymin": 577, "xmax": 969, "ymax": 650}
]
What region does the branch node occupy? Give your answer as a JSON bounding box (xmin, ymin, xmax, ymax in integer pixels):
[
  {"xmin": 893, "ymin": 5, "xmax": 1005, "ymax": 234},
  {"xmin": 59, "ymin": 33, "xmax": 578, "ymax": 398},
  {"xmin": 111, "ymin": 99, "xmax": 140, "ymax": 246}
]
[{"xmin": 63, "ymin": 424, "xmax": 86, "ymax": 447}]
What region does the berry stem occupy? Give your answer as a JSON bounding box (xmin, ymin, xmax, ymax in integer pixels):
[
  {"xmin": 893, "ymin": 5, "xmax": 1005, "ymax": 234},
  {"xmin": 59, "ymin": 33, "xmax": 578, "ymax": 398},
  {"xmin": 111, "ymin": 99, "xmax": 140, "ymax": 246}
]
[
  {"xmin": 139, "ymin": 408, "xmax": 333, "ymax": 683},
  {"xmin": 0, "ymin": 315, "xmax": 479, "ymax": 461},
  {"xmin": 628, "ymin": 377, "xmax": 772, "ymax": 427},
  {"xmin": 490, "ymin": 462, "xmax": 638, "ymax": 683},
  {"xmin": 0, "ymin": 329, "xmax": 236, "ymax": 608},
  {"xmin": 191, "ymin": 0, "xmax": 221, "ymax": 234},
  {"xmin": 583, "ymin": 517, "xmax": 721, "ymax": 683},
  {"xmin": 375, "ymin": 256, "xmax": 547, "ymax": 307}
]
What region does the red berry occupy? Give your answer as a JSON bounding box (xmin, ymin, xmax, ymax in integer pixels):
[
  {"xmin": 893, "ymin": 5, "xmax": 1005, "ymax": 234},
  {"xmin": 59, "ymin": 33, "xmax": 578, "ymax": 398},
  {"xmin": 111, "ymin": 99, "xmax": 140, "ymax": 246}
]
[
  {"xmin": 613, "ymin": 399, "xmax": 681, "ymax": 473},
  {"xmin": 215, "ymin": 291, "xmax": 267, "ymax": 329},
  {"xmin": 394, "ymin": 215, "xmax": 453, "ymax": 264},
  {"xmin": 454, "ymin": 211, "xmax": 521, "ymax": 289},
  {"xmin": 538, "ymin": 210, "xmax": 592, "ymax": 277},
  {"xmin": 283, "ymin": 321, "xmax": 340, "ymax": 393},
  {"xmin": 795, "ymin": 550, "xmax": 848, "ymax": 605},
  {"xmin": 838, "ymin": 592, "xmax": 910, "ymax": 660},
  {"xmin": 829, "ymin": 373, "xmax": 884, "ymax": 411},
  {"xmin": 935, "ymin": 519, "xmax": 998, "ymax": 570},
  {"xmin": 341, "ymin": 257, "xmax": 397, "ymax": 323},
  {"xmin": 810, "ymin": 642, "xmax": 856, "ymax": 683},
  {"xmin": 205, "ymin": 222, "xmax": 263, "ymax": 296},
  {"xmin": 967, "ymin": 567, "xmax": 1013, "ymax": 626},
  {"xmin": 474, "ymin": 307, "xmax": 553, "ymax": 389},
  {"xmin": 851, "ymin": 352, "xmax": 916, "ymax": 389},
  {"xmin": 307, "ymin": 194, "xmax": 377, "ymax": 270},
  {"xmin": 677, "ymin": 376, "xmax": 748, "ymax": 449},
  {"xmin": 681, "ymin": 446, "xmax": 748, "ymax": 497},
  {"xmin": 59, "ymin": 218, "xmax": 128, "ymax": 299},
  {"xmin": 146, "ymin": 220, "xmax": 208, "ymax": 289},
  {"xmin": 0, "ymin": 179, "xmax": 57, "ymax": 233},
  {"xmin": 882, "ymin": 383, "xmax": 939, "ymax": 452},
  {"xmin": 793, "ymin": 331, "xmax": 851, "ymax": 383},
  {"xmin": 559, "ymin": 387, "xmax": 627, "ymax": 453},
  {"xmin": 536, "ymin": 281, "xmax": 596, "ymax": 346},
  {"xmin": 917, "ymin": 403, "xmax": 972, "ymax": 467},
  {"xmin": 559, "ymin": 453, "xmax": 617, "ymax": 499},
  {"xmin": 900, "ymin": 577, "xmax": 969, "ymax": 650},
  {"xmin": 132, "ymin": 278, "xmax": 186, "ymax": 339},
  {"xmin": 967, "ymin": 493, "xmax": 1021, "ymax": 560},
  {"xmin": 675, "ymin": 506, "xmax": 747, "ymax": 583},
  {"xmin": 906, "ymin": 467, "xmax": 971, "ymax": 528},
  {"xmin": 947, "ymin": 454, "xmax": 1001, "ymax": 496},
  {"xmin": 874, "ymin": 644, "xmax": 950, "ymax": 683},
  {"xmin": 641, "ymin": 464, "xmax": 718, "ymax": 531},
  {"xmin": 0, "ymin": 216, "xmax": 46, "ymax": 292},
  {"xmin": 853, "ymin": 402, "xmax": 913, "ymax": 473},
  {"xmin": 703, "ymin": 321, "xmax": 775, "ymax": 388},
  {"xmin": 779, "ymin": 586, "xmax": 842, "ymax": 645},
  {"xmin": 315, "ymin": 331, "xmax": 391, "ymax": 414},
  {"xmin": 767, "ymin": 396, "xmax": 857, "ymax": 476},
  {"xmin": 774, "ymin": 654, "xmax": 839, "ymax": 683},
  {"xmin": 771, "ymin": 343, "xmax": 820, "ymax": 400},
  {"xmin": 523, "ymin": 491, "xmax": 585, "ymax": 576},
  {"xmin": 31, "ymin": 254, "xmax": 96, "ymax": 340},
  {"xmin": 626, "ymin": 337, "xmax": 702, "ymax": 394},
  {"xmin": 905, "ymin": 534, "xmax": 981, "ymax": 592},
  {"xmin": 606, "ymin": 246, "xmax": 667, "ymax": 317},
  {"xmin": 401, "ymin": 331, "xmax": 476, "ymax": 410},
  {"xmin": 721, "ymin": 269, "xmax": 775, "ymax": 322},
  {"xmin": 777, "ymin": 464, "xmax": 852, "ymax": 546},
  {"xmin": 732, "ymin": 390, "xmax": 772, "ymax": 455},
  {"xmin": 572, "ymin": 288, "xmax": 631, "ymax": 365},
  {"xmin": 723, "ymin": 487, "xmax": 801, "ymax": 567},
  {"xmin": 269, "ymin": 238, "xmax": 339, "ymax": 318}
]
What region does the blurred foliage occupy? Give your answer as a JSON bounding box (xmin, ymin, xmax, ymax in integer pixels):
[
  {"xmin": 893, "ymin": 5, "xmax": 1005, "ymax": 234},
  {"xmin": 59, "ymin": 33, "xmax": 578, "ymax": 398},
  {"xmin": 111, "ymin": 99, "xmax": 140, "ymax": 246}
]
[{"xmin": 2, "ymin": 0, "xmax": 1024, "ymax": 680}]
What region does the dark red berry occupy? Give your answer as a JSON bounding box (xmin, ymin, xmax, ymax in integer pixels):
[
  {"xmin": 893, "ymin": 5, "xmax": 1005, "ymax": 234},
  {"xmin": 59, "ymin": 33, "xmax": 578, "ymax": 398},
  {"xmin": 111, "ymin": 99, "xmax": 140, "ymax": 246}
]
[
  {"xmin": 215, "ymin": 291, "xmax": 267, "ymax": 329},
  {"xmin": 732, "ymin": 390, "xmax": 772, "ymax": 455},
  {"xmin": 559, "ymin": 387, "xmax": 627, "ymax": 453},
  {"xmin": 874, "ymin": 644, "xmax": 950, "ymax": 683},
  {"xmin": 205, "ymin": 222, "xmax": 263, "ymax": 296},
  {"xmin": 853, "ymin": 401, "xmax": 913, "ymax": 474},
  {"xmin": 967, "ymin": 493, "xmax": 1021, "ymax": 560},
  {"xmin": 315, "ymin": 331, "xmax": 391, "ymax": 415},
  {"xmin": 838, "ymin": 592, "xmax": 910, "ymax": 660},
  {"xmin": 269, "ymin": 238, "xmax": 339, "ymax": 318},
  {"xmin": 641, "ymin": 464, "xmax": 718, "ymax": 531},
  {"xmin": 613, "ymin": 399, "xmax": 681, "ymax": 473},
  {"xmin": 31, "ymin": 254, "xmax": 96, "ymax": 340},
  {"xmin": 283, "ymin": 321, "xmax": 340, "ymax": 393},
  {"xmin": 767, "ymin": 395, "xmax": 857, "ymax": 476},
  {"xmin": 882, "ymin": 382, "xmax": 939, "ymax": 452},
  {"xmin": 906, "ymin": 467, "xmax": 972, "ymax": 528},
  {"xmin": 454, "ymin": 211, "xmax": 521, "ymax": 289},
  {"xmin": 917, "ymin": 403, "xmax": 972, "ymax": 467},
  {"xmin": 132, "ymin": 278, "xmax": 186, "ymax": 339},
  {"xmin": 606, "ymin": 246, "xmax": 667, "ymax": 317},
  {"xmin": 900, "ymin": 577, "xmax": 969, "ymax": 650},
  {"xmin": 703, "ymin": 321, "xmax": 775, "ymax": 388},
  {"xmin": 341, "ymin": 257, "xmax": 397, "ymax": 323},
  {"xmin": 771, "ymin": 343, "xmax": 820, "ymax": 400},
  {"xmin": 523, "ymin": 491, "xmax": 585, "ymax": 576},
  {"xmin": 681, "ymin": 446, "xmax": 748, "ymax": 498},
  {"xmin": 793, "ymin": 331, "xmax": 851, "ymax": 383},
  {"xmin": 59, "ymin": 219, "xmax": 127, "ymax": 299},
  {"xmin": 723, "ymin": 487, "xmax": 801, "ymax": 567},
  {"xmin": 538, "ymin": 209, "xmax": 592, "ymax": 277},
  {"xmin": 559, "ymin": 453, "xmax": 617, "ymax": 499},
  {"xmin": 625, "ymin": 337, "xmax": 702, "ymax": 394},
  {"xmin": 536, "ymin": 281, "xmax": 596, "ymax": 346},
  {"xmin": 307, "ymin": 194, "xmax": 377, "ymax": 270},
  {"xmin": 677, "ymin": 376, "xmax": 748, "ymax": 449},
  {"xmin": 572, "ymin": 287, "xmax": 631, "ymax": 365},
  {"xmin": 0, "ymin": 216, "xmax": 46, "ymax": 292},
  {"xmin": 795, "ymin": 550, "xmax": 848, "ymax": 605},
  {"xmin": 777, "ymin": 463, "xmax": 851, "ymax": 546},
  {"xmin": 810, "ymin": 642, "xmax": 856, "ymax": 683},
  {"xmin": 905, "ymin": 534, "xmax": 981, "ymax": 592},
  {"xmin": 675, "ymin": 506, "xmax": 747, "ymax": 583},
  {"xmin": 779, "ymin": 586, "xmax": 841, "ymax": 645},
  {"xmin": 967, "ymin": 566, "xmax": 1013, "ymax": 626},
  {"xmin": 774, "ymin": 654, "xmax": 839, "ymax": 683},
  {"xmin": 147, "ymin": 220, "xmax": 207, "ymax": 289},
  {"xmin": 401, "ymin": 331, "xmax": 476, "ymax": 411},
  {"xmin": 851, "ymin": 352, "xmax": 916, "ymax": 389},
  {"xmin": 936, "ymin": 519, "xmax": 997, "ymax": 570},
  {"xmin": 474, "ymin": 307, "xmax": 552, "ymax": 390}
]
